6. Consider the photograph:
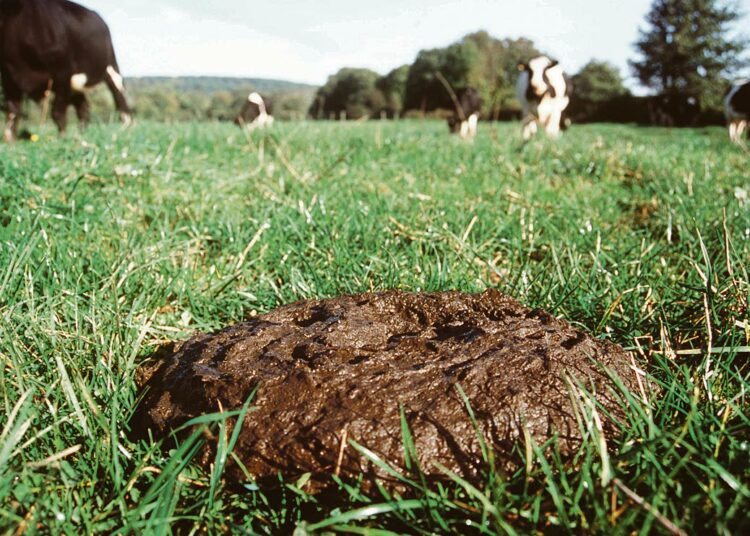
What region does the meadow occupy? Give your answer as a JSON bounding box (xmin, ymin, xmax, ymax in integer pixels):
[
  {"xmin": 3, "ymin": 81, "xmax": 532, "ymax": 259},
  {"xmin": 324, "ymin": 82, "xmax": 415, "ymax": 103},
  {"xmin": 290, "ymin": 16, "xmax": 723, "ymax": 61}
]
[{"xmin": 0, "ymin": 120, "xmax": 748, "ymax": 534}]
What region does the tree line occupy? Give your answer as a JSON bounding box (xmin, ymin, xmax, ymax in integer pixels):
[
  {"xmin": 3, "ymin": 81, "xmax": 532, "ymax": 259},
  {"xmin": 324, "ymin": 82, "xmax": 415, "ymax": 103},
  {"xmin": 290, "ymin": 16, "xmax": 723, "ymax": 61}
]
[
  {"xmin": 6, "ymin": 0, "xmax": 745, "ymax": 127},
  {"xmin": 310, "ymin": 0, "xmax": 747, "ymax": 125}
]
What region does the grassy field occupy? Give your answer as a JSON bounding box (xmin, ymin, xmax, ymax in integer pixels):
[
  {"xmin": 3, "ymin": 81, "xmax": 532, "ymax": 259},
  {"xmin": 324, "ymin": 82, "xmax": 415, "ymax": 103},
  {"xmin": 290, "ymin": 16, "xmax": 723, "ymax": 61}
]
[{"xmin": 0, "ymin": 120, "xmax": 748, "ymax": 534}]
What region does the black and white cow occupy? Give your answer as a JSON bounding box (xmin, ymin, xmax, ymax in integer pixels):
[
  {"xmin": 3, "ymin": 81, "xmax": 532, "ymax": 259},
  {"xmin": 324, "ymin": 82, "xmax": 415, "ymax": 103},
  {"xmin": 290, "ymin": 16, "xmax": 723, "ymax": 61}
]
[
  {"xmin": 234, "ymin": 92, "xmax": 274, "ymax": 130},
  {"xmin": 0, "ymin": 0, "xmax": 132, "ymax": 142},
  {"xmin": 725, "ymin": 81, "xmax": 750, "ymax": 143},
  {"xmin": 517, "ymin": 56, "xmax": 572, "ymax": 140},
  {"xmin": 447, "ymin": 87, "xmax": 482, "ymax": 139}
]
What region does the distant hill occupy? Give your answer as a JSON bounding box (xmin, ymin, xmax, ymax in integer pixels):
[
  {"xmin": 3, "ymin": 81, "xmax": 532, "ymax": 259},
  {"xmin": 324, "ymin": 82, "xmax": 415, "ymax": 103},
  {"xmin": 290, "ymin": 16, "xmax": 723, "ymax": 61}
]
[
  {"xmin": 114, "ymin": 76, "xmax": 318, "ymax": 121},
  {"xmin": 125, "ymin": 76, "xmax": 317, "ymax": 94}
]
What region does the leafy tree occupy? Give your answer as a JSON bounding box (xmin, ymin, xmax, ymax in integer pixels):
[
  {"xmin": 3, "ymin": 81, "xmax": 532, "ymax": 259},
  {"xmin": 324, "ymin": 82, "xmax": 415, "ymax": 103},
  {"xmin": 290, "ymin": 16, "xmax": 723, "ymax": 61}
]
[
  {"xmin": 402, "ymin": 48, "xmax": 440, "ymax": 113},
  {"xmin": 309, "ymin": 68, "xmax": 383, "ymax": 119},
  {"xmin": 569, "ymin": 61, "xmax": 629, "ymax": 121},
  {"xmin": 376, "ymin": 65, "xmax": 410, "ymax": 117},
  {"xmin": 461, "ymin": 32, "xmax": 540, "ymax": 118},
  {"xmin": 403, "ymin": 32, "xmax": 540, "ymax": 117},
  {"xmin": 631, "ymin": 0, "xmax": 747, "ymax": 108}
]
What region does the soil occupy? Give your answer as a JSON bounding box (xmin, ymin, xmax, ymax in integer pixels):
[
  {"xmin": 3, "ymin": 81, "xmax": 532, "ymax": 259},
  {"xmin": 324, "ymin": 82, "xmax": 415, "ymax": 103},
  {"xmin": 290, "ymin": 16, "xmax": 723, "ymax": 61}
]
[{"xmin": 132, "ymin": 290, "xmax": 640, "ymax": 490}]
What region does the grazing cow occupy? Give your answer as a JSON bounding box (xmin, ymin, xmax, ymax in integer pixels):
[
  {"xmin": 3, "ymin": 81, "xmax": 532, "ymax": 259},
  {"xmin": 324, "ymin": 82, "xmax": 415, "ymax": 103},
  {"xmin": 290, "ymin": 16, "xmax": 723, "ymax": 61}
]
[
  {"xmin": 517, "ymin": 56, "xmax": 572, "ymax": 140},
  {"xmin": 0, "ymin": 0, "xmax": 132, "ymax": 142},
  {"xmin": 725, "ymin": 81, "xmax": 750, "ymax": 143},
  {"xmin": 234, "ymin": 92, "xmax": 274, "ymax": 130},
  {"xmin": 447, "ymin": 87, "xmax": 482, "ymax": 139}
]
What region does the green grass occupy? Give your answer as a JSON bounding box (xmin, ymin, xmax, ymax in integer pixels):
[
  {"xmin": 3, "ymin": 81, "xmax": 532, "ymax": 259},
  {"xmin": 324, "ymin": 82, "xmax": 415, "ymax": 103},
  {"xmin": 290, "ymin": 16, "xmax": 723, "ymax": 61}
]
[{"xmin": 1, "ymin": 120, "xmax": 748, "ymax": 534}]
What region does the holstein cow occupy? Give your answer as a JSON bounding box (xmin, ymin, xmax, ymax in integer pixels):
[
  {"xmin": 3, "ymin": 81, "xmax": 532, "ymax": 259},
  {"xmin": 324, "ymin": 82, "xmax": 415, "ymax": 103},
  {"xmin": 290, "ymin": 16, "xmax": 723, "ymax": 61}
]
[
  {"xmin": 234, "ymin": 92, "xmax": 274, "ymax": 131},
  {"xmin": 517, "ymin": 56, "xmax": 572, "ymax": 140},
  {"xmin": 725, "ymin": 81, "xmax": 750, "ymax": 144},
  {"xmin": 0, "ymin": 0, "xmax": 131, "ymax": 142},
  {"xmin": 447, "ymin": 87, "xmax": 482, "ymax": 140}
]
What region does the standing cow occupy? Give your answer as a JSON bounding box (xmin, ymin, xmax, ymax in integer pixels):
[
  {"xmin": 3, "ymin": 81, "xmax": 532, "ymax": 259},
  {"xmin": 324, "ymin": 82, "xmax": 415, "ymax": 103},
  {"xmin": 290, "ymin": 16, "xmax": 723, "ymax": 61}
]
[
  {"xmin": 517, "ymin": 56, "xmax": 572, "ymax": 140},
  {"xmin": 725, "ymin": 81, "xmax": 750, "ymax": 144},
  {"xmin": 447, "ymin": 87, "xmax": 482, "ymax": 140},
  {"xmin": 0, "ymin": 0, "xmax": 131, "ymax": 142},
  {"xmin": 234, "ymin": 92, "xmax": 274, "ymax": 131}
]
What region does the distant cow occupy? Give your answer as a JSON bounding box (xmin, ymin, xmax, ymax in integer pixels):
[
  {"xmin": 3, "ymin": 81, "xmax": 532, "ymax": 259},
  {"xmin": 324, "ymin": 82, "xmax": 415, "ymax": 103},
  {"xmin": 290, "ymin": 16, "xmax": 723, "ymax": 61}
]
[
  {"xmin": 234, "ymin": 92, "xmax": 274, "ymax": 130},
  {"xmin": 725, "ymin": 81, "xmax": 750, "ymax": 143},
  {"xmin": 447, "ymin": 87, "xmax": 482, "ymax": 139},
  {"xmin": 517, "ymin": 56, "xmax": 572, "ymax": 140},
  {"xmin": 0, "ymin": 0, "xmax": 132, "ymax": 142}
]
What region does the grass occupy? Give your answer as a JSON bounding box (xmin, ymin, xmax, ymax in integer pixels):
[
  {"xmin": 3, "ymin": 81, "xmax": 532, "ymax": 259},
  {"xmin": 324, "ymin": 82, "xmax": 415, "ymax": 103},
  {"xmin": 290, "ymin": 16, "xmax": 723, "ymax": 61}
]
[{"xmin": 0, "ymin": 119, "xmax": 748, "ymax": 534}]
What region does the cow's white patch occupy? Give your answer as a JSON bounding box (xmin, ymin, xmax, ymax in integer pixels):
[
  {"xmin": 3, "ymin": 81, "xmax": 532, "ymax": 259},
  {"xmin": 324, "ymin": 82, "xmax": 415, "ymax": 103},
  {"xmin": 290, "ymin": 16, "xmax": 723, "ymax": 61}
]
[
  {"xmin": 245, "ymin": 112, "xmax": 274, "ymax": 131},
  {"xmin": 518, "ymin": 56, "xmax": 570, "ymax": 139},
  {"xmin": 459, "ymin": 120, "xmax": 469, "ymax": 138},
  {"xmin": 106, "ymin": 66, "xmax": 125, "ymax": 92},
  {"xmin": 528, "ymin": 56, "xmax": 553, "ymax": 97},
  {"xmin": 70, "ymin": 73, "xmax": 88, "ymax": 92},
  {"xmin": 121, "ymin": 112, "xmax": 133, "ymax": 128},
  {"xmin": 248, "ymin": 92, "xmax": 266, "ymax": 109},
  {"xmin": 464, "ymin": 114, "xmax": 478, "ymax": 139}
]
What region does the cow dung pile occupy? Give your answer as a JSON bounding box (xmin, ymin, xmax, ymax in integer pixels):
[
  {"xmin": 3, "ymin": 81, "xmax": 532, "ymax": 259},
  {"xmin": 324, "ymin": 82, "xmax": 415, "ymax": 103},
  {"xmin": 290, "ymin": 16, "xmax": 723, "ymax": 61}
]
[{"xmin": 132, "ymin": 290, "xmax": 640, "ymax": 491}]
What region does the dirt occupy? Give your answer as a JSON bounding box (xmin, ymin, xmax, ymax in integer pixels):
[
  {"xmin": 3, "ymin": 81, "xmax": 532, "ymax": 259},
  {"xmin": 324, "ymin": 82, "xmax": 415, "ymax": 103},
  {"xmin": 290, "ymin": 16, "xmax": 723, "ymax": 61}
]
[{"xmin": 132, "ymin": 290, "xmax": 641, "ymax": 490}]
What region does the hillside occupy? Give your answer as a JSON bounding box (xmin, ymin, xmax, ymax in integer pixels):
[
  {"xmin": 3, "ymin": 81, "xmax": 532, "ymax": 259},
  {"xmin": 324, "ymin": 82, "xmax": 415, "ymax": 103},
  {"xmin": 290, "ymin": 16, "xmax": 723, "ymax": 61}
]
[
  {"xmin": 125, "ymin": 76, "xmax": 317, "ymax": 94},
  {"xmin": 110, "ymin": 76, "xmax": 319, "ymax": 121}
]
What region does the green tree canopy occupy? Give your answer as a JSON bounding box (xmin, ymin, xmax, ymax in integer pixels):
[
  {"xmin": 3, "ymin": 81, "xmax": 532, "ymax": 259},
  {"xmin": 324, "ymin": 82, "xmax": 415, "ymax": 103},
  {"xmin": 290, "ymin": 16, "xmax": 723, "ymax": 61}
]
[
  {"xmin": 309, "ymin": 68, "xmax": 383, "ymax": 119},
  {"xmin": 630, "ymin": 0, "xmax": 747, "ymax": 108},
  {"xmin": 569, "ymin": 60, "xmax": 630, "ymax": 121},
  {"xmin": 376, "ymin": 65, "xmax": 410, "ymax": 117},
  {"xmin": 403, "ymin": 32, "xmax": 540, "ymax": 117}
]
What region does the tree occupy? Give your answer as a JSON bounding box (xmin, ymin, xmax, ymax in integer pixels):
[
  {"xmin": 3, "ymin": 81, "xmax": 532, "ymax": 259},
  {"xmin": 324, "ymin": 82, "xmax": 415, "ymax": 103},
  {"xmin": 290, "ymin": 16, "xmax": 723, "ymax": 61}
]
[
  {"xmin": 631, "ymin": 0, "xmax": 746, "ymax": 108},
  {"xmin": 402, "ymin": 32, "xmax": 540, "ymax": 117},
  {"xmin": 308, "ymin": 68, "xmax": 383, "ymax": 119},
  {"xmin": 376, "ymin": 65, "xmax": 409, "ymax": 117},
  {"xmin": 403, "ymin": 43, "xmax": 478, "ymax": 113},
  {"xmin": 569, "ymin": 61, "xmax": 629, "ymax": 121}
]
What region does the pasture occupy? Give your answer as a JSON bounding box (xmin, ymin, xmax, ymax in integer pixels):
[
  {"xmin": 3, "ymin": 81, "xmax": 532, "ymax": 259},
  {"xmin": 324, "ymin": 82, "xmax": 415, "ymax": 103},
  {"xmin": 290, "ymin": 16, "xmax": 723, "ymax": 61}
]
[{"xmin": 0, "ymin": 120, "xmax": 748, "ymax": 534}]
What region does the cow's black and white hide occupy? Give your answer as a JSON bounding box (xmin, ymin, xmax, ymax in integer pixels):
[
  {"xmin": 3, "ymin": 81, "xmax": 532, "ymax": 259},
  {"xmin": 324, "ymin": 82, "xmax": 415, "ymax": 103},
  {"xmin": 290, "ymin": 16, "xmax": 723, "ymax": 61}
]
[
  {"xmin": 725, "ymin": 81, "xmax": 750, "ymax": 144},
  {"xmin": 234, "ymin": 92, "xmax": 274, "ymax": 131},
  {"xmin": 0, "ymin": 0, "xmax": 132, "ymax": 141},
  {"xmin": 447, "ymin": 87, "xmax": 482, "ymax": 139},
  {"xmin": 516, "ymin": 56, "xmax": 572, "ymax": 140}
]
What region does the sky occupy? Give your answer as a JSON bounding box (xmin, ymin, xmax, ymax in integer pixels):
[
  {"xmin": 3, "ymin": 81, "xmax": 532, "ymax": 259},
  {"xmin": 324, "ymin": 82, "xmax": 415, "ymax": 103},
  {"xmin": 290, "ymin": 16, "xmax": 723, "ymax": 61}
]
[{"xmin": 92, "ymin": 0, "xmax": 750, "ymax": 90}]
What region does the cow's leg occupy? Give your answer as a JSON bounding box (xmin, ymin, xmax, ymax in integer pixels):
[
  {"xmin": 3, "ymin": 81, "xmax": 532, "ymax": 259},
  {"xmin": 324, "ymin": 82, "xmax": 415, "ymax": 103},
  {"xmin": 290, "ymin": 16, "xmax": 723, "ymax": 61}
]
[
  {"xmin": 51, "ymin": 92, "xmax": 71, "ymax": 134},
  {"xmin": 729, "ymin": 119, "xmax": 747, "ymax": 143},
  {"xmin": 737, "ymin": 120, "xmax": 748, "ymax": 141},
  {"xmin": 71, "ymin": 93, "xmax": 91, "ymax": 129},
  {"xmin": 545, "ymin": 109, "xmax": 562, "ymax": 138},
  {"xmin": 468, "ymin": 114, "xmax": 478, "ymax": 139},
  {"xmin": 105, "ymin": 66, "xmax": 132, "ymax": 126},
  {"xmin": 521, "ymin": 116, "xmax": 537, "ymax": 140},
  {"xmin": 2, "ymin": 79, "xmax": 23, "ymax": 142},
  {"xmin": 729, "ymin": 119, "xmax": 739, "ymax": 143},
  {"xmin": 459, "ymin": 120, "xmax": 469, "ymax": 139},
  {"xmin": 3, "ymin": 98, "xmax": 22, "ymax": 143}
]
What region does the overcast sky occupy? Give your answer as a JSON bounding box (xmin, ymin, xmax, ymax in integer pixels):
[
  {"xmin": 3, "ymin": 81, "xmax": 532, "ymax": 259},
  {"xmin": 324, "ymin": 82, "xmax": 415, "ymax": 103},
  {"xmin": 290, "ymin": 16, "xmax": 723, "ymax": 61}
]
[{"xmin": 92, "ymin": 0, "xmax": 749, "ymax": 88}]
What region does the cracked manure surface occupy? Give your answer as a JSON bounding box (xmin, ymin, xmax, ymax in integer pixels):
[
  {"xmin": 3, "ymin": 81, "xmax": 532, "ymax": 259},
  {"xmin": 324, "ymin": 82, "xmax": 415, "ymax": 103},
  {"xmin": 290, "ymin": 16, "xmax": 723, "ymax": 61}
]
[{"xmin": 133, "ymin": 290, "xmax": 639, "ymax": 489}]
